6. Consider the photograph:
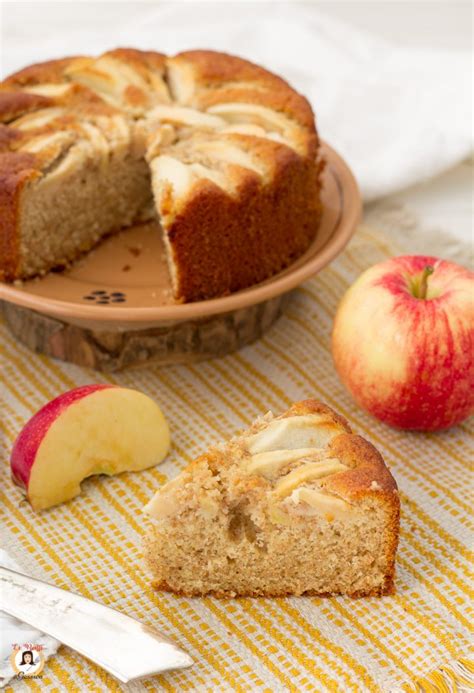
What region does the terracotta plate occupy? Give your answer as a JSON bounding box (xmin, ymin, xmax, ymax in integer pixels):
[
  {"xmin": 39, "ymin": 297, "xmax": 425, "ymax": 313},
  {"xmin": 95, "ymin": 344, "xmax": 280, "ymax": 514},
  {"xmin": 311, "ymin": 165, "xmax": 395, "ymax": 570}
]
[{"xmin": 0, "ymin": 142, "xmax": 361, "ymax": 329}]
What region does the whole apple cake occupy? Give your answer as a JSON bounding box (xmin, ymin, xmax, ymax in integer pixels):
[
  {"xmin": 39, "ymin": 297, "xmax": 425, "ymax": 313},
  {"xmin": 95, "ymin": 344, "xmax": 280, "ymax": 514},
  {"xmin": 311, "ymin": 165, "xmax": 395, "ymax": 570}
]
[
  {"xmin": 0, "ymin": 49, "xmax": 323, "ymax": 302},
  {"xmin": 144, "ymin": 399, "xmax": 400, "ymax": 597}
]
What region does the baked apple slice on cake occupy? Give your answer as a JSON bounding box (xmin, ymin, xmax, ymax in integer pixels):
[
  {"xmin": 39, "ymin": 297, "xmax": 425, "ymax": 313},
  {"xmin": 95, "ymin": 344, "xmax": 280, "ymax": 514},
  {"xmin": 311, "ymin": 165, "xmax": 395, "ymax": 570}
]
[{"xmin": 144, "ymin": 400, "xmax": 399, "ymax": 598}]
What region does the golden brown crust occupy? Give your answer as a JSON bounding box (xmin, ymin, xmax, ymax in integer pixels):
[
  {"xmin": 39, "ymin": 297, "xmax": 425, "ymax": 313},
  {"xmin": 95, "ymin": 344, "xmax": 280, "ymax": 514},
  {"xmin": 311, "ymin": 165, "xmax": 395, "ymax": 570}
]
[
  {"xmin": 287, "ymin": 398, "xmax": 352, "ymax": 431},
  {"xmin": 0, "ymin": 91, "xmax": 53, "ymax": 122},
  {"xmin": 3, "ymin": 57, "xmax": 82, "ymax": 87},
  {"xmin": 0, "ymin": 124, "xmax": 23, "ymax": 151},
  {"xmin": 173, "ymin": 49, "xmax": 290, "ymax": 90},
  {"xmin": 325, "ymin": 434, "xmax": 399, "ymax": 496},
  {"xmin": 105, "ymin": 47, "xmax": 167, "ymax": 73},
  {"xmin": 0, "ymin": 153, "xmax": 40, "ymax": 279}
]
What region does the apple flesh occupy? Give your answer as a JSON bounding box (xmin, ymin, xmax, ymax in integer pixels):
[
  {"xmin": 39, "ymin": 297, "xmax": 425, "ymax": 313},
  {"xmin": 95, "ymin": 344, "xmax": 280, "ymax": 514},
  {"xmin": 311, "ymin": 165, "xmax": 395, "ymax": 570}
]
[
  {"xmin": 11, "ymin": 385, "xmax": 170, "ymax": 511},
  {"xmin": 332, "ymin": 256, "xmax": 474, "ymax": 431}
]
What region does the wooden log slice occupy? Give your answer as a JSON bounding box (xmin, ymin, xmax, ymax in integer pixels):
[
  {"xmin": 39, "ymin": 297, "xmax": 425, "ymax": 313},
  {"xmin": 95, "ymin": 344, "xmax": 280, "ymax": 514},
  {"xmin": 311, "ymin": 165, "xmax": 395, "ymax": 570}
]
[{"xmin": 1, "ymin": 294, "xmax": 288, "ymax": 371}]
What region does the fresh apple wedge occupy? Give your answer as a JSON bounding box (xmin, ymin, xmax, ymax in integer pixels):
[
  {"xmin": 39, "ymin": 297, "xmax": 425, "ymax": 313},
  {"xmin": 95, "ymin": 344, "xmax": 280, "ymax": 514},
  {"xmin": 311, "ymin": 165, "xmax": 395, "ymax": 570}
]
[{"xmin": 11, "ymin": 385, "xmax": 170, "ymax": 511}]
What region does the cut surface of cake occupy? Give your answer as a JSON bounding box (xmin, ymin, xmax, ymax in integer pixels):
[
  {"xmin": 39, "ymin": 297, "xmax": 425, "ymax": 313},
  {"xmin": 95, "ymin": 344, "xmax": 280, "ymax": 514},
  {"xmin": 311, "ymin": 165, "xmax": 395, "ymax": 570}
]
[
  {"xmin": 0, "ymin": 49, "xmax": 323, "ymax": 302},
  {"xmin": 144, "ymin": 400, "xmax": 400, "ymax": 598}
]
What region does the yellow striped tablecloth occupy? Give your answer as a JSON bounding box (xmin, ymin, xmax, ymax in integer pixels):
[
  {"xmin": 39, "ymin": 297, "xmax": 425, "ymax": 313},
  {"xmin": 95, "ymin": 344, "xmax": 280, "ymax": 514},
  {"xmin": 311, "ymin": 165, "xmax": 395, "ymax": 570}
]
[{"xmin": 1, "ymin": 219, "xmax": 472, "ymax": 692}]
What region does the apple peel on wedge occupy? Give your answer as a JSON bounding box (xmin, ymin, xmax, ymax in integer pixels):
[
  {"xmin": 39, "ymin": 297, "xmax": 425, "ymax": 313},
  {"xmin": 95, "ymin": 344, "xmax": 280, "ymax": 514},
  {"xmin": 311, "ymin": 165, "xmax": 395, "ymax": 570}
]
[{"xmin": 11, "ymin": 384, "xmax": 170, "ymax": 511}]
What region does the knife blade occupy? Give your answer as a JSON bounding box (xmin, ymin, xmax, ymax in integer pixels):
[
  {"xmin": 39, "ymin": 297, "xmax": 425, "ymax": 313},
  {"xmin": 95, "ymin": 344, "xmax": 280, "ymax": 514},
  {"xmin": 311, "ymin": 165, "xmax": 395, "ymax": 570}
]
[{"xmin": 0, "ymin": 566, "xmax": 193, "ymax": 683}]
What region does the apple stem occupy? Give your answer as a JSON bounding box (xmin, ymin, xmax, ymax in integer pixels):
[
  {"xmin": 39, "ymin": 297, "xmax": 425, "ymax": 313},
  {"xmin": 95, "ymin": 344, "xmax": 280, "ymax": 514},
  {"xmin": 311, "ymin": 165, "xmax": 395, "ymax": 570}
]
[{"xmin": 418, "ymin": 266, "xmax": 434, "ymax": 299}]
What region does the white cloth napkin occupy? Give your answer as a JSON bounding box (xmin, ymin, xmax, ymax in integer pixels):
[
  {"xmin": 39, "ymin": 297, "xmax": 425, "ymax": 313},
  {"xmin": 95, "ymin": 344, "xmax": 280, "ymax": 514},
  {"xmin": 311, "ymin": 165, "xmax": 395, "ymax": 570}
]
[
  {"xmin": 0, "ymin": 551, "xmax": 60, "ymax": 688},
  {"xmin": 1, "ymin": 2, "xmax": 471, "ymax": 201}
]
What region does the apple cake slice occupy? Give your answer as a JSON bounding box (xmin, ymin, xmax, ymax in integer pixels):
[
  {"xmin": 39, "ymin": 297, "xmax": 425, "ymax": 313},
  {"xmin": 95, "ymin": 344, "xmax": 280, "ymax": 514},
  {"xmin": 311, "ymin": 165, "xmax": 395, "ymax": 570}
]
[{"xmin": 144, "ymin": 400, "xmax": 400, "ymax": 597}]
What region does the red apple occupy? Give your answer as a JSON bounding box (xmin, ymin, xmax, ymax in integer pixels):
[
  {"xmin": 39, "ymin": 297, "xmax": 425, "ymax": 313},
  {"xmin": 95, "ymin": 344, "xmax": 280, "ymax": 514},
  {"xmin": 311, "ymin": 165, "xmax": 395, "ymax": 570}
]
[
  {"xmin": 11, "ymin": 384, "xmax": 170, "ymax": 511},
  {"xmin": 332, "ymin": 256, "xmax": 474, "ymax": 430}
]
